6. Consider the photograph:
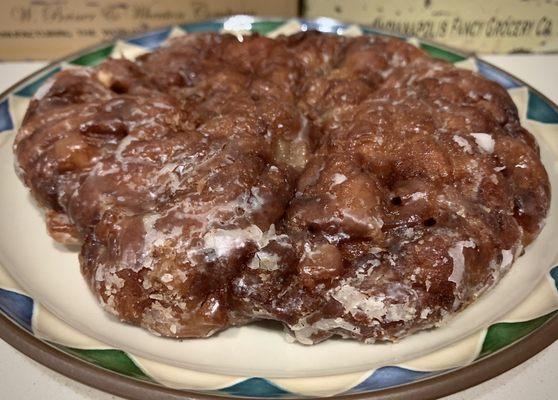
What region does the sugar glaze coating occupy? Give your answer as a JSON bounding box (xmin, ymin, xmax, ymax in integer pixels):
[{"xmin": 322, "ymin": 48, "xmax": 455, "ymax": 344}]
[{"xmin": 14, "ymin": 32, "xmax": 550, "ymax": 344}]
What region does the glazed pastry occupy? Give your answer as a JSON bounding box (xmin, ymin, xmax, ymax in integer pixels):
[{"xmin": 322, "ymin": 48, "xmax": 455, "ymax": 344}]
[{"xmin": 14, "ymin": 32, "xmax": 550, "ymax": 344}]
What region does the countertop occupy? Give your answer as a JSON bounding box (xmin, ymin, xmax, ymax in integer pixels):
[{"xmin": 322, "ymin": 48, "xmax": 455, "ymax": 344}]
[{"xmin": 0, "ymin": 56, "xmax": 557, "ymax": 400}]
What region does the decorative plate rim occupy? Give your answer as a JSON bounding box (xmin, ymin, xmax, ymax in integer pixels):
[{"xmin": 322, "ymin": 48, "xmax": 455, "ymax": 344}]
[
  {"xmin": 1, "ymin": 311, "xmax": 556, "ymax": 400},
  {"xmin": 0, "ymin": 15, "xmax": 557, "ymax": 400}
]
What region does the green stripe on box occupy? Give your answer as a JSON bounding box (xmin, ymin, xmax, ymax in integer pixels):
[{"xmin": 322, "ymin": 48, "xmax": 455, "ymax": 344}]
[
  {"xmin": 419, "ymin": 43, "xmax": 466, "ymax": 63},
  {"xmin": 69, "ymin": 45, "xmax": 114, "ymax": 66},
  {"xmin": 55, "ymin": 345, "xmax": 153, "ymax": 382},
  {"xmin": 478, "ymin": 311, "xmax": 557, "ymax": 359}
]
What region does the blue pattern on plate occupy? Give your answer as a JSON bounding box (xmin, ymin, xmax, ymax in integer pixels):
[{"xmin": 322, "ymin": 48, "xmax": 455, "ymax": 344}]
[
  {"xmin": 218, "ymin": 377, "xmax": 290, "ymax": 398},
  {"xmin": 15, "ymin": 67, "xmax": 61, "ymax": 98},
  {"xmin": 0, "ymin": 288, "xmax": 34, "ymax": 332},
  {"xmin": 349, "ymin": 366, "xmax": 437, "ymax": 393},
  {"xmin": 527, "ymin": 90, "xmax": 558, "ymax": 123},
  {"xmin": 127, "ymin": 28, "xmax": 171, "ymax": 49},
  {"xmin": 0, "ymin": 99, "xmax": 13, "ymax": 132},
  {"xmin": 550, "ymin": 266, "xmax": 558, "ymax": 291},
  {"xmin": 476, "ymin": 61, "xmax": 521, "ymax": 89}
]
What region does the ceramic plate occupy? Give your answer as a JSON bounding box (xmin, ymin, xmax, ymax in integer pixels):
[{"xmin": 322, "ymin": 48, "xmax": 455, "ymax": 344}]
[{"xmin": 0, "ymin": 16, "xmax": 557, "ymax": 400}]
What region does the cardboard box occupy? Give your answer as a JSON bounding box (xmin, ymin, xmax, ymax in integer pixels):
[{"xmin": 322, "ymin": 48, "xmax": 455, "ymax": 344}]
[
  {"xmin": 2, "ymin": 0, "xmax": 556, "ymax": 59},
  {"xmin": 304, "ymin": 0, "xmax": 558, "ymax": 53},
  {"xmin": 0, "ymin": 0, "xmax": 298, "ymax": 60}
]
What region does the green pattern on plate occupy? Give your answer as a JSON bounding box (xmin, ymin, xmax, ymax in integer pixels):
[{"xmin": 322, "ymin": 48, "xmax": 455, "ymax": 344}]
[
  {"xmin": 217, "ymin": 377, "xmax": 290, "ymax": 398},
  {"xmin": 251, "ymin": 21, "xmax": 284, "ymax": 35},
  {"xmin": 56, "ymin": 345, "xmax": 154, "ymax": 382},
  {"xmin": 527, "ymin": 90, "xmax": 558, "ymax": 123},
  {"xmin": 70, "ymin": 45, "xmax": 114, "ymax": 66},
  {"xmin": 419, "ymin": 43, "xmax": 466, "ymax": 63},
  {"xmin": 478, "ymin": 311, "xmax": 558, "ymax": 359}
]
